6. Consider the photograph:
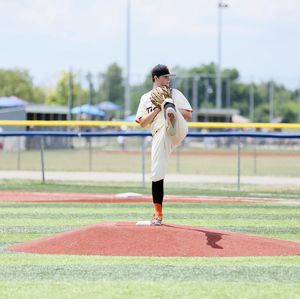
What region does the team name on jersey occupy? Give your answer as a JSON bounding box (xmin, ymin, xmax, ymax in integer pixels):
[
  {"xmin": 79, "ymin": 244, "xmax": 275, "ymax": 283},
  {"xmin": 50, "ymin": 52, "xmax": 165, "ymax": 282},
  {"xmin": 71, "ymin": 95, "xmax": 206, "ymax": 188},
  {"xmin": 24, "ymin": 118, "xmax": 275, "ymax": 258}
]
[{"xmin": 146, "ymin": 106, "xmax": 155, "ymax": 113}]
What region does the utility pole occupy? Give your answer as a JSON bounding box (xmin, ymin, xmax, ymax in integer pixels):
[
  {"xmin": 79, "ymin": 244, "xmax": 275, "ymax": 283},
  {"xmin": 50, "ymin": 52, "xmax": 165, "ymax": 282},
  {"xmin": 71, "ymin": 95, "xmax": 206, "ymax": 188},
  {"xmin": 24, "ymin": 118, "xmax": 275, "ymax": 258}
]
[
  {"xmin": 124, "ymin": 0, "xmax": 131, "ymax": 116},
  {"xmin": 204, "ymin": 79, "xmax": 210, "ymax": 108},
  {"xmin": 226, "ymin": 77, "xmax": 231, "ymax": 109},
  {"xmin": 86, "ymin": 73, "xmax": 94, "ymax": 106},
  {"xmin": 216, "ymin": 0, "xmax": 228, "ymax": 109},
  {"xmin": 184, "ymin": 77, "xmax": 189, "ymax": 98},
  {"xmin": 77, "ymin": 70, "xmax": 82, "ymax": 108},
  {"xmin": 67, "ymin": 69, "xmax": 73, "ymax": 121}
]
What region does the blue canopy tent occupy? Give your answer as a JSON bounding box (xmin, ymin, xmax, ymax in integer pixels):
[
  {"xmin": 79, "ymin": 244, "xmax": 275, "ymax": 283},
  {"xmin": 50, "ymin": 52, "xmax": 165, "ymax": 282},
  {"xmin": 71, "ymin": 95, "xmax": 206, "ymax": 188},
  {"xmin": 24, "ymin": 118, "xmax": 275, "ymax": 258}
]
[
  {"xmin": 0, "ymin": 96, "xmax": 28, "ymax": 108},
  {"xmin": 71, "ymin": 104, "xmax": 106, "ymax": 117},
  {"xmin": 97, "ymin": 101, "xmax": 122, "ymax": 111},
  {"xmin": 124, "ymin": 114, "xmax": 136, "ymax": 122}
]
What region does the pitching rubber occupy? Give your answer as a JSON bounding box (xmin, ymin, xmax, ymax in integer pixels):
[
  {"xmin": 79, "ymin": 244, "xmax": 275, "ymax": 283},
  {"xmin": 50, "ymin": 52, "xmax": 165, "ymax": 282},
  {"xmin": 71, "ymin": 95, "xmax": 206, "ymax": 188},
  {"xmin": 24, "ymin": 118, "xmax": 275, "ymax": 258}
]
[{"xmin": 136, "ymin": 220, "xmax": 152, "ymax": 226}]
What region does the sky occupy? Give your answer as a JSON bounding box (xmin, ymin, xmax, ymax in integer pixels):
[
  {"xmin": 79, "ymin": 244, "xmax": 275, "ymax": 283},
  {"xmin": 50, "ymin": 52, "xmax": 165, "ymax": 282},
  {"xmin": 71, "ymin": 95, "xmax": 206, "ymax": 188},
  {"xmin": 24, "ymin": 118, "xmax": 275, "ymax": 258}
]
[{"xmin": 1, "ymin": 0, "xmax": 300, "ymax": 89}]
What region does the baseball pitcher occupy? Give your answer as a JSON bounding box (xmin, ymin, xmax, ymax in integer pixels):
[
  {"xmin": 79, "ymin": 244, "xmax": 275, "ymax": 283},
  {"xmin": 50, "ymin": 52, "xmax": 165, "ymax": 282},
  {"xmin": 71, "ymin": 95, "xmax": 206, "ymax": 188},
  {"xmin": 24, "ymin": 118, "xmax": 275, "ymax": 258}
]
[{"xmin": 136, "ymin": 64, "xmax": 192, "ymax": 225}]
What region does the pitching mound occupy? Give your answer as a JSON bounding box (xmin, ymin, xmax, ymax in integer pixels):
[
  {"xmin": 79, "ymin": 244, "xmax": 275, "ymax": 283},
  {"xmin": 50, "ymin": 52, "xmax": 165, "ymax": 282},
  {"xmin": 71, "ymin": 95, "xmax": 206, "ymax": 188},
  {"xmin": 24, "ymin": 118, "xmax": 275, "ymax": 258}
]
[{"xmin": 7, "ymin": 222, "xmax": 300, "ymax": 257}]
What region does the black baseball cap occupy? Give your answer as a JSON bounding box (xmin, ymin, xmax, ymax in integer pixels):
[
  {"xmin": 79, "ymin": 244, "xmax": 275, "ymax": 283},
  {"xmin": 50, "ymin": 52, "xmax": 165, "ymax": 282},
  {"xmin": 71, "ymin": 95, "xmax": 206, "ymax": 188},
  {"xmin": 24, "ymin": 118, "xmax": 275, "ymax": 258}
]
[{"xmin": 151, "ymin": 64, "xmax": 176, "ymax": 82}]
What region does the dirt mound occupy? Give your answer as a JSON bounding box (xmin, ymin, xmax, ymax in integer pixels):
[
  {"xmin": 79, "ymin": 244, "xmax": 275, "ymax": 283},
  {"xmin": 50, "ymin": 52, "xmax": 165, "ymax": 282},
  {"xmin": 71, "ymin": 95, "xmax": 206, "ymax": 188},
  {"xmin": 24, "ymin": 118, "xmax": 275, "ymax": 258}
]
[{"xmin": 7, "ymin": 222, "xmax": 300, "ymax": 257}]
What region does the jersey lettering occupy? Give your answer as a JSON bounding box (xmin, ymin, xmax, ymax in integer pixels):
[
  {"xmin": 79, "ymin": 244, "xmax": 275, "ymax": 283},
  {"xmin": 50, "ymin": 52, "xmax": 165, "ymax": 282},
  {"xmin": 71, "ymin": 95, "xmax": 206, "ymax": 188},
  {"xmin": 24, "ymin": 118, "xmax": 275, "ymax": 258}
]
[{"xmin": 146, "ymin": 106, "xmax": 155, "ymax": 113}]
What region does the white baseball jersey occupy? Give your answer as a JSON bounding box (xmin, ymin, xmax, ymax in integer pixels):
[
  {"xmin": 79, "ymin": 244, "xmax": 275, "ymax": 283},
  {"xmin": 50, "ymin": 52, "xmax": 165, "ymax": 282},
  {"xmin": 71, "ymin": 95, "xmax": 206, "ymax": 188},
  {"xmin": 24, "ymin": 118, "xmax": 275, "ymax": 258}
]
[{"xmin": 136, "ymin": 88, "xmax": 192, "ymax": 182}]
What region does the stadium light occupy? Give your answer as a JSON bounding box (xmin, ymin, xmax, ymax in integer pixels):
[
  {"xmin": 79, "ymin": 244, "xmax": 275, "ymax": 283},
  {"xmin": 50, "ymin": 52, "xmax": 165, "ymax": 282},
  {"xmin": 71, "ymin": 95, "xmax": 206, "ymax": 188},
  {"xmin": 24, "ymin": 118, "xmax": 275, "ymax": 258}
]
[{"xmin": 216, "ymin": 0, "xmax": 229, "ymax": 109}]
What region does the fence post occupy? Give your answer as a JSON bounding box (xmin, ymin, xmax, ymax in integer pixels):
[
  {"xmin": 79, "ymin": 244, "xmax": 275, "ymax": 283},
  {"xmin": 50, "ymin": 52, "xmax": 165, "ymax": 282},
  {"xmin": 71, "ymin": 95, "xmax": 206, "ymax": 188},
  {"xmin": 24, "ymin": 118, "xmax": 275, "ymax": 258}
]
[
  {"xmin": 176, "ymin": 145, "xmax": 181, "ymax": 173},
  {"xmin": 253, "ymin": 137, "xmax": 257, "ymax": 174},
  {"xmin": 17, "ymin": 136, "xmax": 21, "ymax": 170},
  {"xmin": 88, "ymin": 138, "xmax": 92, "ymax": 171},
  {"xmin": 40, "ymin": 137, "xmax": 45, "ymax": 183},
  {"xmin": 237, "ymin": 137, "xmax": 241, "ymax": 192},
  {"xmin": 141, "ymin": 137, "xmax": 145, "ymax": 187}
]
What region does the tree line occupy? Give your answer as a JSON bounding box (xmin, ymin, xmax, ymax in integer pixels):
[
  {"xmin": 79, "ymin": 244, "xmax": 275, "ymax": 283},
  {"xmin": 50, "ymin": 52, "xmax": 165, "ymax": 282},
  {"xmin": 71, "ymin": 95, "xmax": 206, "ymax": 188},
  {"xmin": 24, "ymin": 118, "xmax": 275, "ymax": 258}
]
[{"xmin": 0, "ymin": 63, "xmax": 299, "ymax": 123}]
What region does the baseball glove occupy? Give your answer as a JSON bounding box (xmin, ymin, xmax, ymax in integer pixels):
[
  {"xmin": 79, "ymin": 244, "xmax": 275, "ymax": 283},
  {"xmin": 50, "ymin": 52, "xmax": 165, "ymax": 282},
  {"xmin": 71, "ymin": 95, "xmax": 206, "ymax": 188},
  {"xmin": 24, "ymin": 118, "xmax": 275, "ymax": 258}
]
[
  {"xmin": 150, "ymin": 86, "xmax": 171, "ymax": 109},
  {"xmin": 161, "ymin": 86, "xmax": 171, "ymax": 99}
]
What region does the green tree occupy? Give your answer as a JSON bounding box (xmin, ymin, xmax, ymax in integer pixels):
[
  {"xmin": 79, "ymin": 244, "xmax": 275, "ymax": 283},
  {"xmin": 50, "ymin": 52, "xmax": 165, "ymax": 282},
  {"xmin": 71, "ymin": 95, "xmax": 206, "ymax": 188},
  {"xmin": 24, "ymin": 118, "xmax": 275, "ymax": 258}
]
[
  {"xmin": 98, "ymin": 63, "xmax": 124, "ymax": 106},
  {"xmin": 44, "ymin": 64, "xmax": 299, "ymax": 123},
  {"xmin": 0, "ymin": 69, "xmax": 45, "ymax": 103},
  {"xmin": 45, "ymin": 71, "xmax": 83, "ymax": 106},
  {"xmin": 230, "ymin": 82, "xmax": 251, "ymax": 116}
]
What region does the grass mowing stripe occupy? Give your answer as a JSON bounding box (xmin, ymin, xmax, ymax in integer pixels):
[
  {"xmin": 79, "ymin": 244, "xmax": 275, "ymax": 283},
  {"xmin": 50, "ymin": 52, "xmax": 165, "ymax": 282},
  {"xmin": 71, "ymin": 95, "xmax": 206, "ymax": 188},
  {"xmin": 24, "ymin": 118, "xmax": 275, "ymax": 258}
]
[
  {"xmin": 1, "ymin": 213, "xmax": 299, "ymax": 221},
  {"xmin": 0, "ymin": 213, "xmax": 150, "ymax": 219},
  {"xmin": 1, "ymin": 202, "xmax": 298, "ymax": 210},
  {"xmin": 0, "ymin": 203, "xmax": 152, "ymax": 210},
  {"xmin": 1, "ymin": 207, "xmax": 298, "ymax": 215},
  {"xmin": 0, "ymin": 226, "xmax": 78, "ymax": 234},
  {"xmin": 0, "ymin": 282, "xmax": 300, "ymax": 299},
  {"xmin": 0, "ymin": 234, "xmax": 55, "ymax": 243},
  {"xmin": 1, "ymin": 180, "xmax": 300, "ymax": 197},
  {"xmin": 167, "ymin": 213, "xmax": 300, "ymax": 220},
  {"xmin": 0, "ymin": 265, "xmax": 299, "ymax": 283},
  {"xmin": 1, "ymin": 255, "xmax": 299, "ymax": 266}
]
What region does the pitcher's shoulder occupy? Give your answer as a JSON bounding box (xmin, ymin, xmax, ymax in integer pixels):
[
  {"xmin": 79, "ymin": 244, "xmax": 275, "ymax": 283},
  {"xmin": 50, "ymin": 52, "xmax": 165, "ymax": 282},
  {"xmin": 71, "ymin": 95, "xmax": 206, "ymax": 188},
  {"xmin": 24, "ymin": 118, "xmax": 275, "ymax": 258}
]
[
  {"xmin": 172, "ymin": 89, "xmax": 192, "ymax": 110},
  {"xmin": 140, "ymin": 90, "xmax": 152, "ymax": 101},
  {"xmin": 172, "ymin": 88, "xmax": 188, "ymax": 101},
  {"xmin": 172, "ymin": 88, "xmax": 185, "ymax": 97},
  {"xmin": 142, "ymin": 90, "xmax": 152, "ymax": 97}
]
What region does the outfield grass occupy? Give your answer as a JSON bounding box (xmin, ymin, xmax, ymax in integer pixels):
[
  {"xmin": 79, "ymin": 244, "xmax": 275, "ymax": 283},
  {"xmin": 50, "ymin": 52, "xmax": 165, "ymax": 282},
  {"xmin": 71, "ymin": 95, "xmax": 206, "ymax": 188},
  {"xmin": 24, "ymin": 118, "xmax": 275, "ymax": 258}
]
[
  {"xmin": 0, "ymin": 180, "xmax": 300, "ymax": 198},
  {"xmin": 0, "ymin": 182, "xmax": 299, "ymax": 298},
  {"xmin": 1, "ymin": 147, "xmax": 300, "ymax": 176}
]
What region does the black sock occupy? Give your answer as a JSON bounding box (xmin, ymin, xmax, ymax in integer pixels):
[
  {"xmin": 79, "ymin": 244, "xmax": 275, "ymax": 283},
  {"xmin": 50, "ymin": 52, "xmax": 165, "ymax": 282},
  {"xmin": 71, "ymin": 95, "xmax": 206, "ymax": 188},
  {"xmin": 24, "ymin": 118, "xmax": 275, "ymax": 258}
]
[{"xmin": 152, "ymin": 179, "xmax": 164, "ymax": 205}]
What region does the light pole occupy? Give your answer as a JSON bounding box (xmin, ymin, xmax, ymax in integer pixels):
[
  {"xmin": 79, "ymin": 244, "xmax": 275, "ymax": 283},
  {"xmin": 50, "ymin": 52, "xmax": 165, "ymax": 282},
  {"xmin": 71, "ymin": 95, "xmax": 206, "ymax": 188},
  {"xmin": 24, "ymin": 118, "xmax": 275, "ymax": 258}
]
[
  {"xmin": 216, "ymin": 0, "xmax": 228, "ymax": 109},
  {"xmin": 249, "ymin": 79, "xmax": 254, "ymax": 122},
  {"xmin": 125, "ymin": 0, "xmax": 131, "ymax": 117},
  {"xmin": 269, "ymin": 80, "xmax": 274, "ymax": 123},
  {"xmin": 192, "ymin": 75, "xmax": 199, "ymax": 122},
  {"xmin": 298, "ymin": 77, "xmax": 300, "ymax": 122}
]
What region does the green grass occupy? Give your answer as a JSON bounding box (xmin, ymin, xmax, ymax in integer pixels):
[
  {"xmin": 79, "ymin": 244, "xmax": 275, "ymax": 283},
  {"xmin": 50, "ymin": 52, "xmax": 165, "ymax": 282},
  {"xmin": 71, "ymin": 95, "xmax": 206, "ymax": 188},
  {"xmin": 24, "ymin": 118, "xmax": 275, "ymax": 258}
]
[
  {"xmin": 1, "ymin": 147, "xmax": 300, "ymax": 176},
  {"xmin": 1, "ymin": 282, "xmax": 299, "ymax": 299},
  {"xmin": 0, "ymin": 180, "xmax": 300, "ymax": 199},
  {"xmin": 0, "ymin": 182, "xmax": 299, "ymax": 298}
]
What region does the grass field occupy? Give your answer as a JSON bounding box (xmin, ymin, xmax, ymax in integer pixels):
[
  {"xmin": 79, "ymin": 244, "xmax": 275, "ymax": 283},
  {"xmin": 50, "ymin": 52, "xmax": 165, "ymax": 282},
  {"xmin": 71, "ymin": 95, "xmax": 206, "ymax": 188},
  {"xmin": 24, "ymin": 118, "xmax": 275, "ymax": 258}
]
[
  {"xmin": 0, "ymin": 181, "xmax": 299, "ymax": 298},
  {"xmin": 1, "ymin": 145, "xmax": 300, "ymax": 177}
]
